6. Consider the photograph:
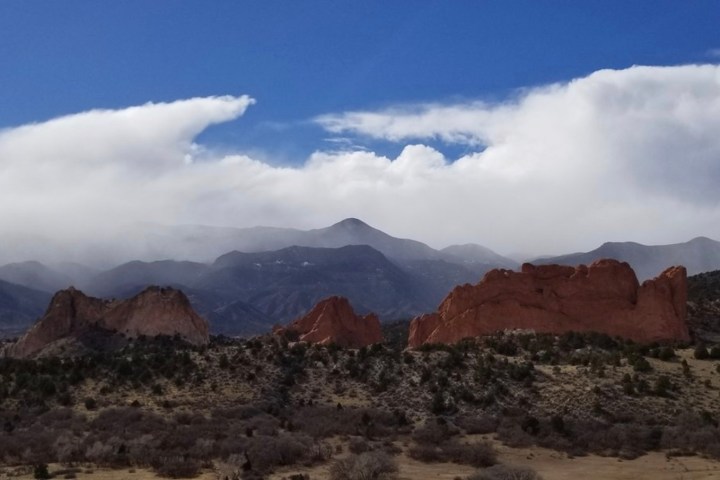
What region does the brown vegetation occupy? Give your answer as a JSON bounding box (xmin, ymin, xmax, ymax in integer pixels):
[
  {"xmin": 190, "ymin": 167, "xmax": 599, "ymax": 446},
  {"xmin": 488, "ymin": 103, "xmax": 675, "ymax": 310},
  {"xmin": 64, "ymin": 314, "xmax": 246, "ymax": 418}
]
[{"xmin": 1, "ymin": 326, "xmax": 720, "ymax": 479}]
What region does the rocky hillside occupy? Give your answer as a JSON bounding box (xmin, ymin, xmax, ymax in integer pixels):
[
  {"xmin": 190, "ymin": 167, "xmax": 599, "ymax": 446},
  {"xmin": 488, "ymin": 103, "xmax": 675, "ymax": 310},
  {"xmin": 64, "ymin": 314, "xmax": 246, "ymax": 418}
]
[{"xmin": 1, "ymin": 329, "xmax": 719, "ymax": 479}]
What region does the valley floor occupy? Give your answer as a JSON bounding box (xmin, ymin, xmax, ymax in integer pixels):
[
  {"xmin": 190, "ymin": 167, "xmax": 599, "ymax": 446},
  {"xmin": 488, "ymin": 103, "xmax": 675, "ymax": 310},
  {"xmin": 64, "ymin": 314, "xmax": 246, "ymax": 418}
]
[
  {"xmin": 3, "ymin": 445, "xmax": 720, "ymax": 480},
  {"xmin": 3, "ymin": 333, "xmax": 720, "ymax": 480}
]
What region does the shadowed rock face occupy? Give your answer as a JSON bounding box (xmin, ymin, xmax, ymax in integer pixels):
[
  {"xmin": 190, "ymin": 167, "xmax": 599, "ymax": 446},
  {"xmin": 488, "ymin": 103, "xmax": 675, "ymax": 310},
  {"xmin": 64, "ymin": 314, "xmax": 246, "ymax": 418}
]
[
  {"xmin": 7, "ymin": 286, "xmax": 209, "ymax": 358},
  {"xmin": 408, "ymin": 259, "xmax": 689, "ymax": 347},
  {"xmin": 277, "ymin": 296, "xmax": 383, "ymax": 348}
]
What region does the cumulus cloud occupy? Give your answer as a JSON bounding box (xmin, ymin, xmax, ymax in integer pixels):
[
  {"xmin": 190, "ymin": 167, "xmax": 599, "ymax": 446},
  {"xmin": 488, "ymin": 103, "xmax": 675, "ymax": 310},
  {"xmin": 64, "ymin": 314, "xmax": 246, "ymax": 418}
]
[
  {"xmin": 2, "ymin": 65, "xmax": 720, "ymax": 266},
  {"xmin": 316, "ymin": 65, "xmax": 720, "ymax": 205}
]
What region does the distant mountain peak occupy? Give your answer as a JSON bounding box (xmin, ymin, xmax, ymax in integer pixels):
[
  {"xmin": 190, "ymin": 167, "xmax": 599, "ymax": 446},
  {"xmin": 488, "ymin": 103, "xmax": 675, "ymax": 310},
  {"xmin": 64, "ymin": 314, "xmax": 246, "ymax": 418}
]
[
  {"xmin": 599, "ymin": 240, "xmax": 643, "ymax": 248},
  {"xmin": 331, "ymin": 218, "xmax": 372, "ymax": 229},
  {"xmin": 689, "ymin": 236, "xmax": 717, "ymax": 244}
]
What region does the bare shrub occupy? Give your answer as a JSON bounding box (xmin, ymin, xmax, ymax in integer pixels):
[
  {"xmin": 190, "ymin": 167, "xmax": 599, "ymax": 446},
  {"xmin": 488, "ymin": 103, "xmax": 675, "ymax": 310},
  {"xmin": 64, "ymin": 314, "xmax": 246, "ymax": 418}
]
[
  {"xmin": 274, "ymin": 434, "xmax": 312, "ymax": 466},
  {"xmin": 211, "ymin": 405, "xmax": 263, "ymax": 420},
  {"xmin": 84, "ymin": 441, "xmax": 115, "ymax": 465},
  {"xmin": 329, "ymin": 451, "xmax": 398, "ymax": 480},
  {"xmin": 293, "ymin": 406, "xmax": 356, "ymax": 438},
  {"xmin": 661, "ymin": 419, "xmax": 720, "ymax": 459},
  {"xmin": 408, "ymin": 444, "xmax": 446, "ymax": 463},
  {"xmin": 412, "ymin": 422, "xmax": 456, "ymax": 445},
  {"xmin": 294, "ymin": 407, "xmax": 399, "ymax": 439},
  {"xmin": 495, "ymin": 423, "xmax": 533, "ymax": 448},
  {"xmin": 245, "ymin": 414, "xmax": 280, "ymax": 436},
  {"xmin": 245, "ymin": 434, "xmax": 312, "ymax": 472},
  {"xmin": 445, "ymin": 441, "xmax": 497, "ymax": 467},
  {"xmin": 307, "ymin": 441, "xmax": 334, "ymax": 463},
  {"xmin": 53, "ymin": 434, "xmax": 83, "ymax": 464},
  {"xmin": 127, "ymin": 434, "xmax": 157, "ymax": 465},
  {"xmin": 456, "ymin": 415, "xmax": 499, "ymax": 435},
  {"xmin": 214, "ymin": 436, "xmax": 250, "ymax": 460},
  {"xmin": 381, "ymin": 441, "xmax": 402, "ymax": 456},
  {"xmin": 349, "ymin": 438, "xmax": 372, "ymax": 454},
  {"xmin": 152, "ymin": 455, "xmax": 201, "ymax": 478},
  {"xmin": 174, "ymin": 412, "xmax": 205, "ymax": 426},
  {"xmin": 467, "ymin": 464, "xmax": 543, "ymax": 480},
  {"xmin": 193, "ymin": 438, "xmax": 215, "ymax": 461},
  {"xmin": 409, "ymin": 441, "xmax": 497, "ymax": 467},
  {"xmin": 90, "ymin": 407, "xmax": 166, "ymax": 436}
]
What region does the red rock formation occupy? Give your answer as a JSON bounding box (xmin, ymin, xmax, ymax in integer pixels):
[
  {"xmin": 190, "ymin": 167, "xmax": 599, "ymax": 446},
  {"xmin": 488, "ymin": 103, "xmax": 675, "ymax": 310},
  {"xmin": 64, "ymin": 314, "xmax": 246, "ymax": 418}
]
[
  {"xmin": 7, "ymin": 286, "xmax": 209, "ymax": 358},
  {"xmin": 408, "ymin": 259, "xmax": 689, "ymax": 347},
  {"xmin": 277, "ymin": 296, "xmax": 383, "ymax": 347}
]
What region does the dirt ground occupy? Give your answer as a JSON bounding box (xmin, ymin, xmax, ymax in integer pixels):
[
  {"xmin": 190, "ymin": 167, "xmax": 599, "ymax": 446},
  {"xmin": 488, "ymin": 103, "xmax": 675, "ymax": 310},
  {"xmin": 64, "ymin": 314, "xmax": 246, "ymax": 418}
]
[
  {"xmin": 3, "ymin": 445, "xmax": 720, "ymax": 480},
  {"xmin": 497, "ymin": 444, "xmax": 720, "ymax": 480},
  {"xmin": 269, "ymin": 444, "xmax": 720, "ymax": 480}
]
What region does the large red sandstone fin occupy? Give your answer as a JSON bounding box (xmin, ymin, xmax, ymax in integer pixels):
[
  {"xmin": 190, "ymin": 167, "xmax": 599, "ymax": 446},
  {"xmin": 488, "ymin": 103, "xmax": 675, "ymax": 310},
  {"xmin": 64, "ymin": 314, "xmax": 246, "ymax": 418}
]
[{"xmin": 408, "ymin": 259, "xmax": 689, "ymax": 347}]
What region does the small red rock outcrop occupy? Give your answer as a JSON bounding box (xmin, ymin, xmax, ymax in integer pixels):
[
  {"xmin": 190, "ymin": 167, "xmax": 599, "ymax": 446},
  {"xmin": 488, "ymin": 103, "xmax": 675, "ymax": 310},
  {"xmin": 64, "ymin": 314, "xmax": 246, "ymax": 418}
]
[
  {"xmin": 408, "ymin": 259, "xmax": 689, "ymax": 347},
  {"xmin": 7, "ymin": 286, "xmax": 209, "ymax": 358},
  {"xmin": 276, "ymin": 296, "xmax": 383, "ymax": 348}
]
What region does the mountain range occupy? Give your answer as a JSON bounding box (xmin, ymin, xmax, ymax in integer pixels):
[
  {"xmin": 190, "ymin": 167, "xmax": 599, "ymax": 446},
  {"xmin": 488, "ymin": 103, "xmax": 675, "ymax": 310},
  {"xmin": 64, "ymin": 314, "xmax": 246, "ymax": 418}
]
[
  {"xmin": 535, "ymin": 236, "xmax": 720, "ymax": 280},
  {"xmin": 0, "ymin": 218, "xmax": 719, "ymax": 337},
  {"xmin": 102, "ymin": 217, "xmax": 475, "ymax": 265}
]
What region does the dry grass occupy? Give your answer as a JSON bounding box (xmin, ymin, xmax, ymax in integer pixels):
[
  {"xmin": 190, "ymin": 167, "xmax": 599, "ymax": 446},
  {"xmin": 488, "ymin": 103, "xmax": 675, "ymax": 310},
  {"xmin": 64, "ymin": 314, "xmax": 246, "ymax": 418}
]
[
  {"xmin": 496, "ymin": 443, "xmax": 720, "ymax": 480},
  {"xmin": 267, "ymin": 438, "xmax": 720, "ymax": 480}
]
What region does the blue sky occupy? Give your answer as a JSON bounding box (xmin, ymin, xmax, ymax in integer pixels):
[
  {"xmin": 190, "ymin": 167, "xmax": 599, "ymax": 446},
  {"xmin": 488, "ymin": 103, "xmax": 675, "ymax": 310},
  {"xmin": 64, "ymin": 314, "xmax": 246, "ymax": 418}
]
[
  {"xmin": 2, "ymin": 2, "xmax": 720, "ymax": 262},
  {"xmin": 2, "ymin": 1, "xmax": 719, "ymax": 161}
]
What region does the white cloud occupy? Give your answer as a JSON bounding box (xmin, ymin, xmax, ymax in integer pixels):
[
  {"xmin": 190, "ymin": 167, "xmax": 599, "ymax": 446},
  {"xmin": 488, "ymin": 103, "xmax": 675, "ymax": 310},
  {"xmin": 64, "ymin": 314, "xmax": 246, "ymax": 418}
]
[
  {"xmin": 2, "ymin": 65, "xmax": 720, "ymax": 266},
  {"xmin": 316, "ymin": 65, "xmax": 720, "ymax": 206}
]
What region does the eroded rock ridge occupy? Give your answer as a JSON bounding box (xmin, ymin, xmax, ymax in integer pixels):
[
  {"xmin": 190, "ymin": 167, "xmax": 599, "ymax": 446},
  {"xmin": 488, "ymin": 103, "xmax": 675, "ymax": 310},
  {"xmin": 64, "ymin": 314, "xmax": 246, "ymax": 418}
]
[
  {"xmin": 276, "ymin": 296, "xmax": 383, "ymax": 347},
  {"xmin": 7, "ymin": 286, "xmax": 209, "ymax": 357},
  {"xmin": 409, "ymin": 259, "xmax": 689, "ymax": 347}
]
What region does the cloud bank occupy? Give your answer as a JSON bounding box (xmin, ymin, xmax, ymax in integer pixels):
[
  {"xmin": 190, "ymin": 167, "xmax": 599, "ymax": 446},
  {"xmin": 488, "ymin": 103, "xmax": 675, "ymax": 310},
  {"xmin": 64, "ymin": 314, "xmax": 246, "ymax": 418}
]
[{"xmin": 2, "ymin": 65, "xmax": 720, "ymax": 265}]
